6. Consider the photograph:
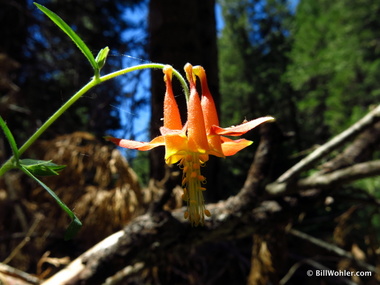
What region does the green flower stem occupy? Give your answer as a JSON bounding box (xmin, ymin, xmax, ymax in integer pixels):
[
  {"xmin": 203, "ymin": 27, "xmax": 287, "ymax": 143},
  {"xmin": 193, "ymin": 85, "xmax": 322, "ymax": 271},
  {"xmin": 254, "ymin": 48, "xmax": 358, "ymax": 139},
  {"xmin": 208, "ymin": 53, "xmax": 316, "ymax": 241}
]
[
  {"xmin": 0, "ymin": 63, "xmax": 189, "ymax": 177},
  {"xmin": 0, "ymin": 160, "xmax": 15, "ymax": 176},
  {"xmin": 99, "ymin": 63, "xmax": 190, "ymax": 101},
  {"xmin": 0, "ymin": 80, "xmax": 97, "ymax": 176}
]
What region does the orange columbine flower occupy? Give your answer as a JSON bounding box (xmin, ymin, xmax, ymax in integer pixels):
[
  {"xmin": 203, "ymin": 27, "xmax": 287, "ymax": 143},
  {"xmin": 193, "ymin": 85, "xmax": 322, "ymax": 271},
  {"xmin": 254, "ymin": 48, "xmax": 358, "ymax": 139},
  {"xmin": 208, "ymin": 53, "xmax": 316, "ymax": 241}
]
[{"xmin": 106, "ymin": 64, "xmax": 274, "ymax": 226}]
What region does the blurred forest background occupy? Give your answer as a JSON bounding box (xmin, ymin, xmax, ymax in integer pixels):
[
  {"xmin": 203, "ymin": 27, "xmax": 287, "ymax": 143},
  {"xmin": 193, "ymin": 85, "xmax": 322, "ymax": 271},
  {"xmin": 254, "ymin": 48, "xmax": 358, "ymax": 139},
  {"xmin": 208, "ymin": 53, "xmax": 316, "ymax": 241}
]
[{"xmin": 1, "ymin": 0, "xmax": 380, "ymax": 284}]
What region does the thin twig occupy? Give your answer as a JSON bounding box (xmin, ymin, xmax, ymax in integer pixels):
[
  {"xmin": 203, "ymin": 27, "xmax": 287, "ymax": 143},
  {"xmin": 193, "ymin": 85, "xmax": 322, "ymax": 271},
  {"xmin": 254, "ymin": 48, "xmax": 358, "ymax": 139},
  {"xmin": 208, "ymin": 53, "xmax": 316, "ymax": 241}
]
[
  {"xmin": 3, "ymin": 214, "xmax": 42, "ymax": 264},
  {"xmin": 289, "ymin": 228, "xmax": 378, "ymax": 273},
  {"xmin": 280, "ymin": 258, "xmax": 357, "ymax": 285}
]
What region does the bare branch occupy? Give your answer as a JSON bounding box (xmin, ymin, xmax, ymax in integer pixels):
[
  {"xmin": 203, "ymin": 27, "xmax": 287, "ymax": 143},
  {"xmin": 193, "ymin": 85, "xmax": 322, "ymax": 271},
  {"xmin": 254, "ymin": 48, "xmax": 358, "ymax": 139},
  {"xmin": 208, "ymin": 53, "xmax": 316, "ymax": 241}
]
[
  {"xmin": 267, "ymin": 105, "xmax": 380, "ymax": 196},
  {"xmin": 267, "ymin": 160, "xmax": 380, "ymax": 196},
  {"xmin": 42, "ymin": 231, "xmax": 125, "ymax": 285},
  {"xmin": 298, "ymin": 160, "xmax": 380, "ymax": 190},
  {"xmin": 276, "ymin": 104, "xmax": 380, "ymax": 184},
  {"xmin": 229, "ymin": 123, "xmax": 280, "ymax": 210},
  {"xmin": 320, "ymin": 120, "xmax": 380, "ymax": 173},
  {"xmin": 0, "ymin": 263, "xmax": 40, "ymax": 285}
]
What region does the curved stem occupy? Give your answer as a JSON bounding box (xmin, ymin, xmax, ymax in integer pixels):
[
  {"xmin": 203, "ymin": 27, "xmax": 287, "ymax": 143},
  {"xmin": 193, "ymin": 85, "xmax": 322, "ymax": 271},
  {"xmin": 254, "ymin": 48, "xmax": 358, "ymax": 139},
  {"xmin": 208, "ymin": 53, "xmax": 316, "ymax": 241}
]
[
  {"xmin": 0, "ymin": 79, "xmax": 98, "ymax": 176},
  {"xmin": 0, "ymin": 63, "xmax": 189, "ymax": 177},
  {"xmin": 0, "ymin": 160, "xmax": 14, "ymax": 177},
  {"xmin": 99, "ymin": 63, "xmax": 189, "ymax": 101}
]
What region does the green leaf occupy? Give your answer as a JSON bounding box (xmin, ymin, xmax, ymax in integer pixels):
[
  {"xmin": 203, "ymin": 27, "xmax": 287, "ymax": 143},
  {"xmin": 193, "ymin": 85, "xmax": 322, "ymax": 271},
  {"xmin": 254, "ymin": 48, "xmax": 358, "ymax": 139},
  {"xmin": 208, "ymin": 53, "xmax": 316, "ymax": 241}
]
[
  {"xmin": 20, "ymin": 165, "xmax": 82, "ymax": 240},
  {"xmin": 19, "ymin": 159, "xmax": 66, "ymax": 176},
  {"xmin": 34, "ymin": 2, "xmax": 98, "ymax": 73},
  {"xmin": 64, "ymin": 217, "xmax": 83, "ymax": 240},
  {"xmin": 95, "ymin": 46, "xmax": 110, "ymax": 71},
  {"xmin": 0, "ymin": 116, "xmax": 19, "ymax": 161}
]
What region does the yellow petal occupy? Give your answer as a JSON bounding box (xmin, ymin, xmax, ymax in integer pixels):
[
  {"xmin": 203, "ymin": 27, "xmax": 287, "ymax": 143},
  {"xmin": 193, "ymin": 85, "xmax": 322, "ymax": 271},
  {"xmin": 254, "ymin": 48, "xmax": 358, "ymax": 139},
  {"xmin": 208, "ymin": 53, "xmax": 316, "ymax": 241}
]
[{"xmin": 163, "ymin": 133, "xmax": 189, "ymax": 164}]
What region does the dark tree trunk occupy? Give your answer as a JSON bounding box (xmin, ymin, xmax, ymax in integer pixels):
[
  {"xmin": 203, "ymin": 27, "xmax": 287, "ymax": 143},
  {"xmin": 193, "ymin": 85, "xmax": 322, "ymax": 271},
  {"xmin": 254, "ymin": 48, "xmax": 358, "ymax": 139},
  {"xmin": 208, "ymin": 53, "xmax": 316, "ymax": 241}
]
[{"xmin": 148, "ymin": 0, "xmax": 221, "ymax": 200}]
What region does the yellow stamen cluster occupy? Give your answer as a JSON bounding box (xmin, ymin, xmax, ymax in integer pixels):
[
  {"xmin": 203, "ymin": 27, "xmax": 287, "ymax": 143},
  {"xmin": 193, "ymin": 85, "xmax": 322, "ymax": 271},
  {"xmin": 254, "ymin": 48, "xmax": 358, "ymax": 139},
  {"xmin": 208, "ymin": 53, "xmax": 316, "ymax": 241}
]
[{"xmin": 179, "ymin": 154, "xmax": 211, "ymax": 226}]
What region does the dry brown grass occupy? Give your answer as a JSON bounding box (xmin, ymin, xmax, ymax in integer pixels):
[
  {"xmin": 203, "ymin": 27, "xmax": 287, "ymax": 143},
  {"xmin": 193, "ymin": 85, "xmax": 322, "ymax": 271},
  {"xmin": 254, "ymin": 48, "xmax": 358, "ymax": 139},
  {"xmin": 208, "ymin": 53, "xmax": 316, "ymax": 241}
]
[{"xmin": 0, "ymin": 132, "xmax": 149, "ymax": 276}]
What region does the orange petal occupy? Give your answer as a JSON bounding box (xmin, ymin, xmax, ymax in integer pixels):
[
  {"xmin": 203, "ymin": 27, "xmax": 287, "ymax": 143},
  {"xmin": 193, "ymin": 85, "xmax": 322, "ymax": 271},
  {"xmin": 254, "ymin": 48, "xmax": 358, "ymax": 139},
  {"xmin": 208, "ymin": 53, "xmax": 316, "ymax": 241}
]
[
  {"xmin": 163, "ymin": 66, "xmax": 182, "ymax": 130},
  {"xmin": 212, "ymin": 116, "xmax": 275, "ymax": 136},
  {"xmin": 105, "ymin": 136, "xmax": 164, "ymax": 151},
  {"xmin": 193, "ymin": 66, "xmax": 225, "ymax": 157},
  {"xmin": 193, "ymin": 65, "xmax": 220, "ymax": 130},
  {"xmin": 184, "ymin": 63, "xmax": 209, "ymax": 154},
  {"xmin": 205, "ymin": 135, "xmax": 225, "ymax": 158},
  {"xmin": 220, "ymin": 136, "xmax": 253, "ymax": 156}
]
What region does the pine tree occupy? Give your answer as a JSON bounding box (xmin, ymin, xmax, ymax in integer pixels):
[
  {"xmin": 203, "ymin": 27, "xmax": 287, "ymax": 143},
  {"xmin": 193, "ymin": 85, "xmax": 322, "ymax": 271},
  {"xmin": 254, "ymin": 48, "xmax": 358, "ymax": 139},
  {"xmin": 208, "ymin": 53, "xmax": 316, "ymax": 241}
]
[
  {"xmin": 287, "ymin": 0, "xmax": 380, "ymax": 146},
  {"xmin": 218, "ymin": 0, "xmax": 294, "ymax": 193}
]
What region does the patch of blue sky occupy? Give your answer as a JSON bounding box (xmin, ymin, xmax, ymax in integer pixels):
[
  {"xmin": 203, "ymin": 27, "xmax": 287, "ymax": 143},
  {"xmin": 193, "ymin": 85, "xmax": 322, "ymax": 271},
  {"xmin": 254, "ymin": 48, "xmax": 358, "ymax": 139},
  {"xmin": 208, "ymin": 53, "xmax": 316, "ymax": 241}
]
[
  {"xmin": 215, "ymin": 3, "xmax": 225, "ymax": 35},
  {"xmin": 112, "ymin": 4, "xmax": 150, "ymax": 137}
]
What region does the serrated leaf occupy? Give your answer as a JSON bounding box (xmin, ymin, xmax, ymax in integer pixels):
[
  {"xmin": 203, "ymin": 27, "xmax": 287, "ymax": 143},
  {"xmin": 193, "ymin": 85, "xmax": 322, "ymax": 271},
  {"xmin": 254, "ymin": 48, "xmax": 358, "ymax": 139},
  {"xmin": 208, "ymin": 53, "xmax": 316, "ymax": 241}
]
[
  {"xmin": 95, "ymin": 46, "xmax": 110, "ymax": 71},
  {"xmin": 20, "ymin": 165, "xmax": 82, "ymax": 239},
  {"xmin": 34, "ymin": 3, "xmax": 98, "ymax": 73},
  {"xmin": 19, "ymin": 159, "xmax": 66, "ymax": 176}
]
